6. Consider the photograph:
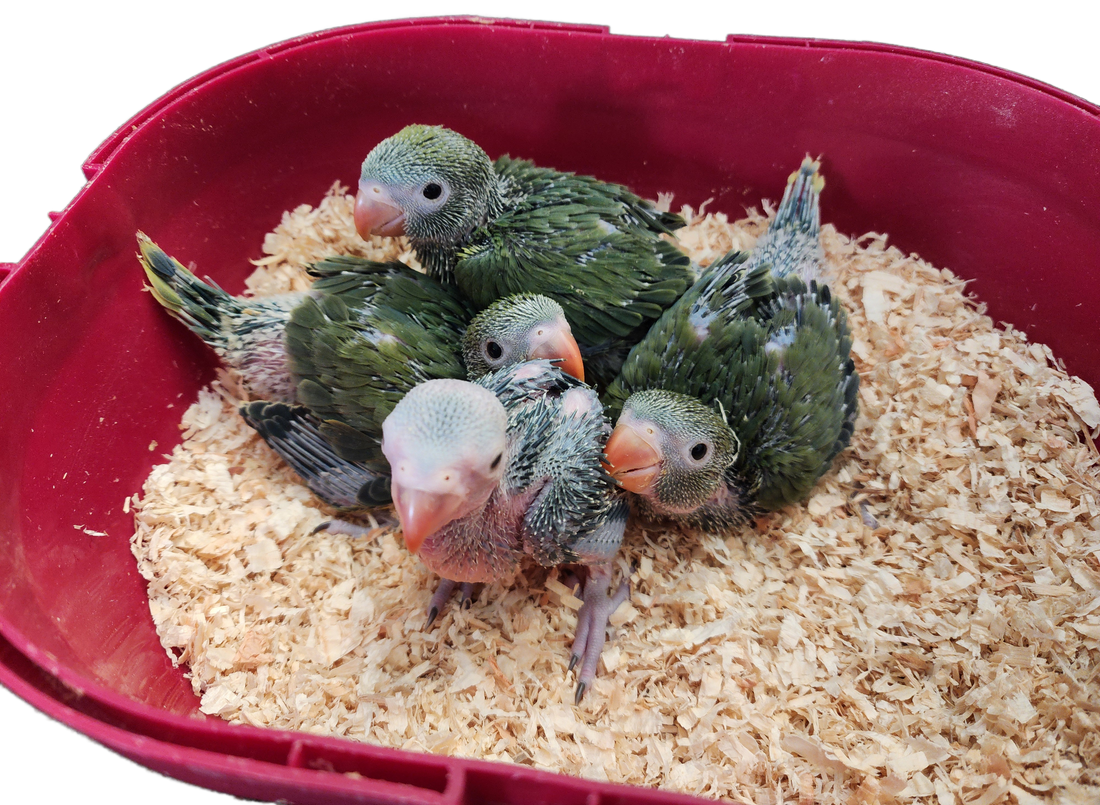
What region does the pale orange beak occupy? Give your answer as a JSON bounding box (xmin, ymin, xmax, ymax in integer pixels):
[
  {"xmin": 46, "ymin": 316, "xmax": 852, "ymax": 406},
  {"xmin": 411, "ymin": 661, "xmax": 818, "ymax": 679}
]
[
  {"xmin": 355, "ymin": 182, "xmax": 406, "ymax": 238},
  {"xmin": 390, "ymin": 484, "xmax": 465, "ymax": 554},
  {"xmin": 529, "ymin": 320, "xmax": 585, "ymax": 383},
  {"xmin": 603, "ymin": 422, "xmax": 662, "ymax": 494}
]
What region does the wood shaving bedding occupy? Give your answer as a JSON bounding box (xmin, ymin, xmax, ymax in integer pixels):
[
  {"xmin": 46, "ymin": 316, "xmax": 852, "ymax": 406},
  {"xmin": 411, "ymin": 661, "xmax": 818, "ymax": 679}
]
[{"xmin": 131, "ymin": 183, "xmax": 1100, "ymax": 804}]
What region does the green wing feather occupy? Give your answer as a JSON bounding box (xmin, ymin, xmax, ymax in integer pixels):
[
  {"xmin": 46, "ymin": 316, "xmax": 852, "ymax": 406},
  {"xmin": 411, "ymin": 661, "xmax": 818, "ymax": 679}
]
[
  {"xmin": 307, "ymin": 256, "xmax": 473, "ymax": 332},
  {"xmin": 606, "ymin": 250, "xmax": 858, "ymax": 510},
  {"xmin": 286, "ymin": 298, "xmax": 467, "ymax": 465},
  {"xmin": 453, "ymin": 158, "xmax": 692, "ymax": 370}
]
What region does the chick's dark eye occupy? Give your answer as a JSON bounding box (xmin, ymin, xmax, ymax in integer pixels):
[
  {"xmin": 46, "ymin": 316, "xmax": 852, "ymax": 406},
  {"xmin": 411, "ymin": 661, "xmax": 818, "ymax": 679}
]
[
  {"xmin": 490, "ymin": 453, "xmax": 503, "ymax": 470},
  {"xmin": 422, "ymin": 182, "xmax": 443, "ymax": 200},
  {"xmin": 485, "ymin": 340, "xmax": 503, "ymax": 360},
  {"xmin": 690, "ymin": 443, "xmax": 709, "ymax": 461}
]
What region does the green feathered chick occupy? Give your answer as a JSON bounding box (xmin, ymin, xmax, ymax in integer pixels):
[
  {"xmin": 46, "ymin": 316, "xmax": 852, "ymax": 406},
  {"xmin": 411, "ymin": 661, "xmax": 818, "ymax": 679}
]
[
  {"xmin": 601, "ymin": 158, "xmax": 859, "ymax": 531},
  {"xmin": 240, "ymin": 292, "xmax": 585, "ymax": 508},
  {"xmin": 138, "ymin": 233, "xmax": 586, "ymax": 506},
  {"xmin": 353, "ymin": 124, "xmax": 694, "ymax": 388}
]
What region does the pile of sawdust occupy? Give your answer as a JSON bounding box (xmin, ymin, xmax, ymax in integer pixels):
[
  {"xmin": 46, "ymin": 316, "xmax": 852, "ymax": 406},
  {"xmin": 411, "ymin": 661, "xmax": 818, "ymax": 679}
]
[{"xmin": 131, "ymin": 184, "xmax": 1100, "ymax": 804}]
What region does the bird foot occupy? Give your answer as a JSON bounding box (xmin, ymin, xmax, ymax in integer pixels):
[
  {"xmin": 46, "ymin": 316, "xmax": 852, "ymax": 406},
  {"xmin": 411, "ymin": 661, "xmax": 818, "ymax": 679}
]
[
  {"xmin": 568, "ymin": 562, "xmax": 632, "ymax": 703},
  {"xmin": 426, "ymin": 578, "xmax": 479, "ymax": 628}
]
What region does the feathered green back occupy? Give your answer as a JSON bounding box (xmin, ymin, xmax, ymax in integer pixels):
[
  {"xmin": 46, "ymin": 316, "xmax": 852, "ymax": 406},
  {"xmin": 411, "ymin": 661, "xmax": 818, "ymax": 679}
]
[
  {"xmin": 307, "ymin": 256, "xmax": 473, "ymax": 333},
  {"xmin": 604, "ymin": 250, "xmax": 765, "ymax": 415},
  {"xmin": 285, "ymin": 258, "xmax": 474, "ymax": 466},
  {"xmin": 731, "ymin": 278, "xmax": 857, "ymax": 509},
  {"xmin": 455, "ymin": 156, "xmax": 692, "ymax": 371}
]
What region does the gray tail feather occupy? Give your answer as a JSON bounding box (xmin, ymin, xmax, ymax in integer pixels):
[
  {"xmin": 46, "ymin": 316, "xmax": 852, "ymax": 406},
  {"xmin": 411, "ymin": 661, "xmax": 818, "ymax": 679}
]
[
  {"xmin": 239, "ymin": 401, "xmax": 391, "ymax": 509},
  {"xmin": 770, "ymin": 157, "xmax": 823, "ymax": 237},
  {"xmin": 751, "ymin": 158, "xmax": 828, "ymax": 285}
]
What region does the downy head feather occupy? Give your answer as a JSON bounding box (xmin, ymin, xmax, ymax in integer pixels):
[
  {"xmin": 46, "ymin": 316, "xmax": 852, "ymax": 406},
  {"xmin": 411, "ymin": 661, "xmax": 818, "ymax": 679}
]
[
  {"xmin": 620, "ymin": 389, "xmax": 739, "ymax": 514},
  {"xmin": 359, "ymin": 125, "xmax": 502, "ymax": 246},
  {"xmin": 462, "ymin": 294, "xmax": 571, "ymax": 378}
]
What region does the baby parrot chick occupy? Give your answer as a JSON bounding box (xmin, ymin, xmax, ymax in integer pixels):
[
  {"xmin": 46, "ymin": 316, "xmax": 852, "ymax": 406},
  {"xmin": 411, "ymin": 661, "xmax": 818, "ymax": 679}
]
[
  {"xmin": 381, "ymin": 362, "xmax": 629, "ymax": 702},
  {"xmin": 138, "ymin": 232, "xmax": 584, "ymax": 508},
  {"xmin": 354, "ymin": 124, "xmax": 694, "ymax": 388},
  {"xmin": 249, "ymin": 361, "xmax": 631, "ymax": 702},
  {"xmin": 242, "ymin": 293, "xmax": 586, "ymax": 509},
  {"xmin": 602, "ymin": 158, "xmax": 859, "ymax": 530}
]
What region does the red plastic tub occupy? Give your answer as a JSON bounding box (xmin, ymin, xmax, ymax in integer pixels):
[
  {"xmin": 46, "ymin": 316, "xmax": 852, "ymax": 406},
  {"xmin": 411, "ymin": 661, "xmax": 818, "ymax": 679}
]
[{"xmin": 1, "ymin": 17, "xmax": 1098, "ymax": 805}]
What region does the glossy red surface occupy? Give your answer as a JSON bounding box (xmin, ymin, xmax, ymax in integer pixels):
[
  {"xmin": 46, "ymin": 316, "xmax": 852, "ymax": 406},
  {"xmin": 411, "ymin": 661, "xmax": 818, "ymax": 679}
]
[{"xmin": 1, "ymin": 17, "xmax": 1097, "ymax": 805}]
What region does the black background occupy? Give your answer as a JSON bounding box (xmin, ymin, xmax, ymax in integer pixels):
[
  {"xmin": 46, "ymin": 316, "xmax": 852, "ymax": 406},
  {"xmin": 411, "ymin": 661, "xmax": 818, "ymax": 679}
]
[{"xmin": 4, "ymin": 10, "xmax": 1095, "ymax": 800}]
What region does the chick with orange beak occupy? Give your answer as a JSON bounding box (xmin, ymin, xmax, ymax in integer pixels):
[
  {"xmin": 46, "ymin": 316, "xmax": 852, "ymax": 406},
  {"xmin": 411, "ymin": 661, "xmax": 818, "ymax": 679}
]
[
  {"xmin": 355, "ymin": 124, "xmax": 693, "ymax": 388},
  {"xmin": 600, "ymin": 158, "xmax": 859, "ymax": 532},
  {"xmin": 248, "ymin": 359, "xmax": 629, "ymax": 703},
  {"xmin": 380, "ymin": 361, "xmax": 630, "ymax": 703},
  {"xmin": 603, "ymin": 389, "xmax": 740, "ymax": 522}
]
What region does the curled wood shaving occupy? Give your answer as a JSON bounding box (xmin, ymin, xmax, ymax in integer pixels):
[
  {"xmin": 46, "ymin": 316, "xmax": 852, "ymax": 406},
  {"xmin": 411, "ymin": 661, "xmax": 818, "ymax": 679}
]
[{"xmin": 131, "ymin": 184, "xmax": 1100, "ymax": 804}]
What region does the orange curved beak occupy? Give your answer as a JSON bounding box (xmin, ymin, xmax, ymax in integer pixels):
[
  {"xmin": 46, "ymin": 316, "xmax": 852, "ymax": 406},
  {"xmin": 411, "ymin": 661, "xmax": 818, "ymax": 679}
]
[
  {"xmin": 603, "ymin": 422, "xmax": 662, "ymax": 494},
  {"xmin": 355, "ymin": 182, "xmax": 406, "ymax": 238},
  {"xmin": 390, "ymin": 484, "xmax": 465, "ymax": 554},
  {"xmin": 529, "ymin": 320, "xmax": 585, "ymax": 383}
]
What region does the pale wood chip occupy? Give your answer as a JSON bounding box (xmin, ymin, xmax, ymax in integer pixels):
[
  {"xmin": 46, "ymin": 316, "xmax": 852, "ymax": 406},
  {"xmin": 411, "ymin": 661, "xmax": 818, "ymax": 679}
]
[{"xmin": 972, "ymin": 370, "xmax": 1002, "ymax": 422}]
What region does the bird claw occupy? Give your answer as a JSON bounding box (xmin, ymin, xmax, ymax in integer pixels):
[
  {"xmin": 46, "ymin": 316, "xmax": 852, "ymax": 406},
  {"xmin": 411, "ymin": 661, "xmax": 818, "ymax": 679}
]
[
  {"xmin": 425, "ymin": 579, "xmax": 479, "ymax": 628},
  {"xmin": 568, "ymin": 562, "xmax": 633, "ymax": 703},
  {"xmin": 426, "ymin": 579, "xmax": 457, "ymax": 628}
]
